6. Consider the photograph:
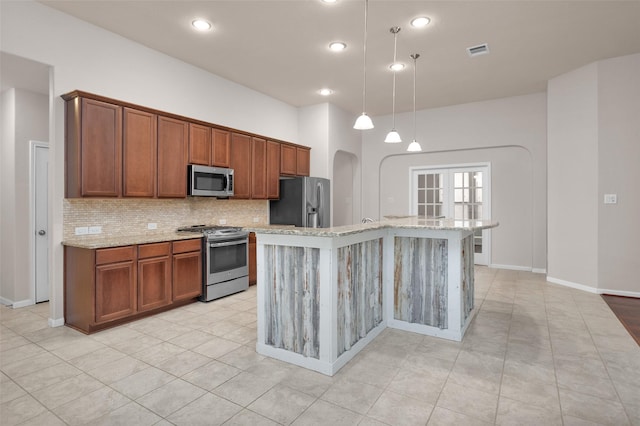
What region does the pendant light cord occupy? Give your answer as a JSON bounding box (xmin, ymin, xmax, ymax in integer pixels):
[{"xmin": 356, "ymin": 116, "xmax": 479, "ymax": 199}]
[
  {"xmin": 362, "ymin": 0, "xmax": 368, "ymax": 113},
  {"xmin": 391, "ymin": 27, "xmax": 399, "ymax": 129},
  {"xmin": 411, "ymin": 53, "xmax": 420, "ymax": 140}
]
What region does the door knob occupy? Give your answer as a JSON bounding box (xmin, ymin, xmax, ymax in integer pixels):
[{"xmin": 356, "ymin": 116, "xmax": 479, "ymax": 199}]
[{"xmin": 38, "ymin": 230, "xmax": 46, "ymax": 236}]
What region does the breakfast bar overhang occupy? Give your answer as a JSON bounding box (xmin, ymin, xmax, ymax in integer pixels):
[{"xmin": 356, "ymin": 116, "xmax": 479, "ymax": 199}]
[{"xmin": 251, "ymin": 218, "xmax": 499, "ymax": 376}]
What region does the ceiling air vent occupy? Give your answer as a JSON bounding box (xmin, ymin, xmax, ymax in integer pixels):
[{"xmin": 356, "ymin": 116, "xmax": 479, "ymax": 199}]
[{"xmin": 467, "ymin": 43, "xmax": 489, "ymax": 57}]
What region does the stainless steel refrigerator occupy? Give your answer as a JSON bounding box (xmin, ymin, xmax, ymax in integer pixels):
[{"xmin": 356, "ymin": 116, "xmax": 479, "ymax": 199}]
[{"xmin": 269, "ymin": 177, "xmax": 330, "ymax": 228}]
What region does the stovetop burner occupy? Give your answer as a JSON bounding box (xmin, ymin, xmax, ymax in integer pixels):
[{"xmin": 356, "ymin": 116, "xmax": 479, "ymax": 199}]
[{"xmin": 177, "ymin": 224, "xmax": 247, "ymax": 239}]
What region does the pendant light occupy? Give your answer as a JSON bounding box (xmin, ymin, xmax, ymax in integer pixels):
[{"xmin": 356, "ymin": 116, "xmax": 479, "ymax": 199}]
[
  {"xmin": 384, "ymin": 27, "xmax": 402, "ymax": 143},
  {"xmin": 353, "ymin": 0, "xmax": 374, "ymax": 130},
  {"xmin": 406, "ymin": 53, "xmax": 422, "ymax": 152}
]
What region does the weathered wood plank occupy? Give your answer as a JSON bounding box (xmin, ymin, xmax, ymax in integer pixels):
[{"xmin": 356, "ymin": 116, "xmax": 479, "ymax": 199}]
[
  {"xmin": 394, "ymin": 237, "xmax": 448, "ymax": 329},
  {"xmin": 461, "ymin": 235, "xmax": 475, "ymax": 321},
  {"xmin": 264, "ymin": 245, "xmax": 320, "ymax": 358},
  {"xmin": 336, "ymin": 239, "xmax": 383, "ymax": 356}
]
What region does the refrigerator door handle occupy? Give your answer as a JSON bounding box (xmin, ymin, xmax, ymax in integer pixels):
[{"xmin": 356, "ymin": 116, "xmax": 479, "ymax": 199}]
[{"xmin": 317, "ymin": 182, "xmax": 323, "ymax": 228}]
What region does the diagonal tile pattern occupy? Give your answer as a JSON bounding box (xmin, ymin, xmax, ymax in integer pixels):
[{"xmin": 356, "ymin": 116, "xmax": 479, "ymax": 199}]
[{"xmin": 1, "ymin": 267, "xmax": 639, "ymax": 425}]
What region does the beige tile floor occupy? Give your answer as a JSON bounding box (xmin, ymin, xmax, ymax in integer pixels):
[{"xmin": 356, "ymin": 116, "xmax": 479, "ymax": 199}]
[{"xmin": 1, "ymin": 267, "xmax": 639, "ymax": 425}]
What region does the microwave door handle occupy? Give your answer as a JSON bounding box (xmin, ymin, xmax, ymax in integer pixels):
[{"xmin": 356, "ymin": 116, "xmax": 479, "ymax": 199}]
[{"xmin": 223, "ymin": 175, "xmax": 228, "ymax": 191}]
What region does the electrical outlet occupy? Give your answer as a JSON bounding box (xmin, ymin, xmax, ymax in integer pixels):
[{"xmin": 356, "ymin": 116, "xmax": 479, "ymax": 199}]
[
  {"xmin": 253, "ymin": 217, "xmax": 260, "ymax": 223},
  {"xmin": 75, "ymin": 226, "xmax": 88, "ymax": 235},
  {"xmin": 219, "ymin": 219, "xmax": 227, "ymax": 225},
  {"xmin": 88, "ymin": 226, "xmax": 102, "ymax": 235},
  {"xmin": 147, "ymin": 223, "xmax": 157, "ymax": 230},
  {"xmin": 604, "ymin": 194, "xmax": 617, "ymax": 204}
]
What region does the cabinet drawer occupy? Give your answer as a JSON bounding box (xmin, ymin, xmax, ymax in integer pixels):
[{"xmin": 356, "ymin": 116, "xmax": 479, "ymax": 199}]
[
  {"xmin": 173, "ymin": 239, "xmax": 202, "ymax": 254},
  {"xmin": 96, "ymin": 246, "xmax": 136, "ymax": 265},
  {"xmin": 138, "ymin": 242, "xmax": 171, "ymax": 259}
]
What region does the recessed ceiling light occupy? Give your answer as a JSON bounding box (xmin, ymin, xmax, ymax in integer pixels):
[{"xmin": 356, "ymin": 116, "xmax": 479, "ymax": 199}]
[
  {"xmin": 192, "ymin": 19, "xmax": 212, "ymax": 31},
  {"xmin": 329, "ymin": 42, "xmax": 347, "ymax": 51},
  {"xmin": 319, "ymin": 88, "xmax": 334, "ymax": 96},
  {"xmin": 389, "ymin": 62, "xmax": 405, "ymax": 71},
  {"xmin": 321, "ymin": 0, "xmax": 338, "ymax": 3},
  {"xmin": 410, "ymin": 17, "xmax": 431, "ymax": 28}
]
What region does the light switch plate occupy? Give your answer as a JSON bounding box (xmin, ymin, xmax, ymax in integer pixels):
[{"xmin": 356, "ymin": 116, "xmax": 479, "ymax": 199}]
[
  {"xmin": 147, "ymin": 223, "xmax": 157, "ymax": 230},
  {"xmin": 604, "ymin": 194, "xmax": 617, "ymax": 204},
  {"xmin": 219, "ymin": 219, "xmax": 227, "ymax": 225}
]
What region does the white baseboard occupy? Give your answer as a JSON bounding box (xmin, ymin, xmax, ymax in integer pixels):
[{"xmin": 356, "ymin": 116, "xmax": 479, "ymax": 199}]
[
  {"xmin": 532, "ymin": 268, "xmax": 547, "ymax": 274},
  {"xmin": 546, "ymin": 276, "xmax": 598, "ymax": 294},
  {"xmin": 12, "ymin": 299, "xmax": 35, "ymax": 309},
  {"xmin": 48, "ymin": 318, "xmax": 65, "ymax": 327},
  {"xmin": 489, "ymin": 264, "xmax": 531, "ymax": 271},
  {"xmin": 598, "ymin": 289, "xmax": 640, "ymax": 298}
]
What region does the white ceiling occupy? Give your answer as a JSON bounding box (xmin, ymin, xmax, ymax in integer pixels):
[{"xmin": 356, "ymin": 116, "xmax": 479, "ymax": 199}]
[{"xmin": 25, "ymin": 1, "xmax": 640, "ymax": 116}]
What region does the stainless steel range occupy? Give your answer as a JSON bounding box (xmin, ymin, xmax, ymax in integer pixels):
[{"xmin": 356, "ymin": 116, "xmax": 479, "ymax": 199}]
[{"xmin": 177, "ymin": 225, "xmax": 249, "ymax": 301}]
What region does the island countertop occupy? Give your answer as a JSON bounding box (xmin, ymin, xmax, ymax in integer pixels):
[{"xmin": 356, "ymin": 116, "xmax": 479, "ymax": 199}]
[{"xmin": 245, "ymin": 217, "xmax": 498, "ymax": 237}]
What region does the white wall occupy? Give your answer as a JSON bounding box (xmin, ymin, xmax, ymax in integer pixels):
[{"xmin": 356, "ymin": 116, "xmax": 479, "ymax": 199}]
[
  {"xmin": 0, "ymin": 88, "xmax": 48, "ymax": 306},
  {"xmin": 547, "ymin": 53, "xmax": 640, "ymax": 296},
  {"xmin": 363, "ymin": 93, "xmax": 547, "ymax": 271},
  {"xmin": 598, "ymin": 54, "xmax": 640, "ymax": 294},
  {"xmin": 547, "ymin": 63, "xmax": 599, "ymax": 289},
  {"xmin": 1, "ymin": 0, "xmax": 301, "ymax": 323},
  {"xmin": 298, "ymin": 103, "xmax": 330, "ymax": 179},
  {"xmin": 0, "ymin": 89, "xmax": 17, "ymax": 303}
]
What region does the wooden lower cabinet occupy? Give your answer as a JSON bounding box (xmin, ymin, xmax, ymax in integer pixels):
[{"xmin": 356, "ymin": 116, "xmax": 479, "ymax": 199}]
[
  {"xmin": 64, "ymin": 238, "xmax": 202, "ymax": 334},
  {"xmin": 137, "ymin": 242, "xmax": 172, "ymax": 312},
  {"xmin": 172, "ymin": 239, "xmax": 203, "ymax": 301},
  {"xmin": 95, "ymin": 260, "xmax": 136, "ymax": 323}
]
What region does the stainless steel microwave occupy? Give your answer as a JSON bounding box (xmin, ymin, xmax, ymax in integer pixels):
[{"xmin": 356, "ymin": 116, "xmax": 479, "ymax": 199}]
[{"xmin": 187, "ymin": 165, "xmax": 234, "ymax": 197}]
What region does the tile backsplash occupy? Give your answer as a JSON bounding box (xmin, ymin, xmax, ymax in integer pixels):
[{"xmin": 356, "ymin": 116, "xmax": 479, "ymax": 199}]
[{"xmin": 63, "ymin": 198, "xmax": 269, "ymax": 240}]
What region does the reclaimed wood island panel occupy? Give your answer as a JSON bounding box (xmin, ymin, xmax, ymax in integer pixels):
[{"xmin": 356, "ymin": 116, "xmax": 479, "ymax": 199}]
[{"xmin": 250, "ymin": 217, "xmax": 498, "ymax": 376}]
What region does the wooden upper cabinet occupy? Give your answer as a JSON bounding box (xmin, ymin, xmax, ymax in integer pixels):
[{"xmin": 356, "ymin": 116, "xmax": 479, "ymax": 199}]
[
  {"xmin": 123, "ymin": 108, "xmax": 157, "ymax": 197},
  {"xmin": 266, "ymin": 141, "xmax": 281, "ymax": 199},
  {"xmin": 188, "ymin": 123, "xmax": 211, "ymax": 166},
  {"xmin": 280, "ymin": 144, "xmax": 297, "ymax": 176},
  {"xmin": 251, "ymin": 137, "xmax": 267, "ymax": 199},
  {"xmin": 296, "ymin": 147, "xmax": 311, "ymax": 176},
  {"xmin": 230, "ymin": 133, "xmax": 251, "ymax": 199},
  {"xmin": 157, "ymin": 116, "xmax": 188, "ymax": 198},
  {"xmin": 212, "ymin": 129, "xmax": 231, "ymax": 168},
  {"xmin": 65, "ymin": 97, "xmax": 123, "ymax": 197}
]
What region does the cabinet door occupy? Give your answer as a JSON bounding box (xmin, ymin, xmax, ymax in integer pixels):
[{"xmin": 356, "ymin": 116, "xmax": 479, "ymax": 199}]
[
  {"xmin": 189, "ymin": 123, "xmax": 211, "ymax": 166},
  {"xmin": 248, "ymin": 233, "xmax": 256, "ymax": 285},
  {"xmin": 157, "ymin": 116, "xmax": 188, "ymax": 198},
  {"xmin": 212, "ymin": 129, "xmax": 231, "ymax": 167},
  {"xmin": 95, "ymin": 261, "xmax": 136, "ymax": 323},
  {"xmin": 138, "ymin": 256, "xmax": 172, "ymax": 312},
  {"xmin": 280, "ymin": 144, "xmax": 297, "ymax": 176},
  {"xmin": 296, "ymin": 147, "xmax": 310, "ymax": 176},
  {"xmin": 173, "ymin": 251, "xmax": 202, "ymax": 301},
  {"xmin": 230, "ymin": 133, "xmax": 251, "ymax": 199},
  {"xmin": 266, "ymin": 141, "xmax": 281, "ymax": 199},
  {"xmin": 79, "ymin": 98, "xmax": 123, "ymax": 197},
  {"xmin": 251, "ymin": 137, "xmax": 267, "ymax": 199},
  {"xmin": 123, "ymin": 108, "xmax": 157, "ymax": 197}
]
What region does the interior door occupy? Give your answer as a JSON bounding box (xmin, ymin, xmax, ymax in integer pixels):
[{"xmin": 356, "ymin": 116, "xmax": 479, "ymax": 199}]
[
  {"xmin": 411, "ymin": 164, "xmax": 490, "ymax": 265},
  {"xmin": 34, "ymin": 144, "xmax": 49, "ymax": 302}
]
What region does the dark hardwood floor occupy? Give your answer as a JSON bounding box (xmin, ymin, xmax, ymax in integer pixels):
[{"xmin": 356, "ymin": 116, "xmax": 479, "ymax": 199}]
[{"xmin": 602, "ymin": 295, "xmax": 640, "ymax": 346}]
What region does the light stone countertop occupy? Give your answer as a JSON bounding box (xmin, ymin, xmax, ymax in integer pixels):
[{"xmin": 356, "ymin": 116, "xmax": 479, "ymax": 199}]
[
  {"xmin": 62, "ymin": 231, "xmax": 203, "ymax": 249},
  {"xmin": 244, "ymin": 217, "xmax": 499, "ymax": 238},
  {"xmin": 62, "ymin": 217, "xmax": 499, "ymax": 249}
]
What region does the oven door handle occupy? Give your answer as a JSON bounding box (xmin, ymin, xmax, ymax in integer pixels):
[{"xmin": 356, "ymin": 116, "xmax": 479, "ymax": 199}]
[{"xmin": 209, "ymin": 240, "xmax": 245, "ymax": 248}]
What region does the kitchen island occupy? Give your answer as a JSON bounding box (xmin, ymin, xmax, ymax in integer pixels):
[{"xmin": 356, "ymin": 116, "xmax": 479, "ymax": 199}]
[{"xmin": 249, "ymin": 217, "xmax": 498, "ymax": 376}]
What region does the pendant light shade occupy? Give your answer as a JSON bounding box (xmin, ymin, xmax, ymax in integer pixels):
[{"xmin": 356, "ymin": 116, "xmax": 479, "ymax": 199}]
[
  {"xmin": 407, "ymin": 53, "xmax": 422, "ymax": 152},
  {"xmin": 385, "ymin": 26, "xmax": 402, "ymax": 143},
  {"xmin": 354, "ymin": 0, "xmax": 374, "ymax": 130}
]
